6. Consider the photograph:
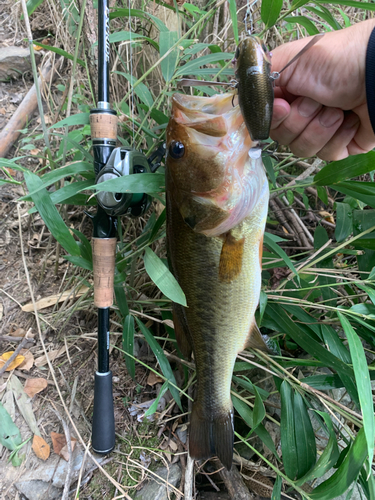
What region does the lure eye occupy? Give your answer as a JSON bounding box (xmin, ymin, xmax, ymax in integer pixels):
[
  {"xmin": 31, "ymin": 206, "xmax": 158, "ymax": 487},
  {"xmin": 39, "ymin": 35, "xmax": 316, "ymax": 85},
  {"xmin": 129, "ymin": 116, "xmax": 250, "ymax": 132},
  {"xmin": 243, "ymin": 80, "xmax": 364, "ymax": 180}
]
[
  {"xmin": 235, "ymin": 46, "xmax": 240, "ymax": 59},
  {"xmin": 169, "ymin": 141, "xmax": 185, "ymax": 159}
]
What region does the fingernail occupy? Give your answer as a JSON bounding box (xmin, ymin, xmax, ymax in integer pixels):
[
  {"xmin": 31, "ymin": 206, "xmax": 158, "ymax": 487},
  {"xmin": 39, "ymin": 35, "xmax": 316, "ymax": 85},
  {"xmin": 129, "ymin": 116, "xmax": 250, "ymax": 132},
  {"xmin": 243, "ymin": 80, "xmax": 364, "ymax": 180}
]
[
  {"xmin": 343, "ymin": 113, "xmax": 360, "ymax": 129},
  {"xmin": 298, "ymin": 97, "xmax": 321, "ymax": 117},
  {"xmin": 319, "ymin": 108, "xmax": 342, "ymax": 128}
]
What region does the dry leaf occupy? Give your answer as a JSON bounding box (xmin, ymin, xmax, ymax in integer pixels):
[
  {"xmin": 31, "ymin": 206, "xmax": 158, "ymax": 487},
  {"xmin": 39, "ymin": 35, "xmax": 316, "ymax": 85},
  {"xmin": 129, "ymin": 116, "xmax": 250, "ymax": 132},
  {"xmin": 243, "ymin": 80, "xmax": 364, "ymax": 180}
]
[
  {"xmin": 0, "ymin": 352, "xmax": 25, "ymax": 371},
  {"xmin": 22, "ymin": 286, "xmax": 90, "ymax": 312},
  {"xmin": 319, "ymin": 210, "xmax": 335, "ymax": 224},
  {"xmin": 34, "ymin": 346, "xmax": 66, "ymax": 368},
  {"xmin": 9, "ymin": 328, "xmax": 26, "ymax": 337},
  {"xmin": 147, "ymin": 371, "xmax": 163, "ymax": 386},
  {"xmin": 0, "ymin": 107, "xmax": 6, "ymax": 115},
  {"xmin": 18, "ymin": 350, "xmax": 34, "ymax": 371},
  {"xmin": 32, "ymin": 435, "xmax": 50, "ymax": 461},
  {"xmin": 163, "ymin": 319, "xmax": 174, "ymax": 329},
  {"xmin": 30, "ymin": 149, "xmax": 40, "ymax": 156},
  {"xmin": 51, "ymin": 432, "xmax": 77, "ymax": 461},
  {"xmin": 24, "ymin": 378, "xmax": 48, "ymax": 398}
]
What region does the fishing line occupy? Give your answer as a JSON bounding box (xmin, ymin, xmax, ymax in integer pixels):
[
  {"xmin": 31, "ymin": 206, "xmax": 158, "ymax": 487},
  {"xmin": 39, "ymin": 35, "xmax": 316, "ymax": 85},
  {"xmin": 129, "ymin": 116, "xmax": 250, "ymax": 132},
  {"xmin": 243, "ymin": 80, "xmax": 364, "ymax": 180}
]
[{"xmin": 128, "ymin": 0, "xmax": 135, "ymax": 145}]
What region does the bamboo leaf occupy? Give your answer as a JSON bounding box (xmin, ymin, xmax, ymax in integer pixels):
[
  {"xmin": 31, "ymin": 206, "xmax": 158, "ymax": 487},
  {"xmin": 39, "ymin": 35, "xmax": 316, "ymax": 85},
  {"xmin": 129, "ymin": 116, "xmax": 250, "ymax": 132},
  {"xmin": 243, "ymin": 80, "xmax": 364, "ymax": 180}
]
[
  {"xmin": 33, "ymin": 42, "xmax": 85, "ymax": 67},
  {"xmin": 338, "ymin": 313, "xmax": 374, "ymax": 467},
  {"xmin": 114, "ymin": 72, "xmax": 154, "ymax": 107},
  {"xmin": 295, "ymin": 411, "xmax": 339, "ymax": 486},
  {"xmin": 144, "ymin": 381, "xmax": 169, "ymax": 417},
  {"xmin": 88, "ymin": 173, "xmax": 165, "ymax": 194},
  {"xmin": 144, "ymin": 248, "xmax": 187, "ymax": 306},
  {"xmin": 280, "ymin": 381, "xmax": 298, "ymax": 479},
  {"xmin": 228, "ymin": 0, "xmax": 238, "ymax": 44},
  {"xmin": 309, "ymin": 428, "xmax": 368, "ymax": 499},
  {"xmin": 330, "ymin": 181, "xmax": 375, "ymax": 208},
  {"xmin": 26, "ymin": 0, "xmax": 44, "ymax": 15},
  {"xmin": 293, "ymin": 392, "xmax": 316, "ymax": 478},
  {"xmin": 314, "ymin": 152, "xmax": 375, "ymax": 185},
  {"xmin": 175, "ymin": 53, "xmax": 234, "ymax": 77},
  {"xmin": 264, "ymin": 232, "xmax": 299, "ymax": 279},
  {"xmin": 159, "ymin": 31, "xmax": 179, "ymax": 82},
  {"xmin": 135, "ymin": 317, "xmax": 182, "ymax": 410},
  {"xmin": 284, "ymin": 15, "xmax": 320, "ymax": 35},
  {"xmin": 271, "ymin": 475, "xmax": 282, "ymax": 500},
  {"xmin": 123, "ymin": 315, "xmax": 135, "ymax": 380},
  {"xmin": 252, "ymin": 386, "xmax": 266, "ymax": 429},
  {"xmin": 335, "ymin": 202, "xmax": 352, "ymax": 242},
  {"xmin": 24, "ymin": 171, "xmax": 80, "ymax": 256},
  {"xmin": 49, "ymin": 113, "xmax": 90, "ymax": 129},
  {"xmin": 0, "ymin": 402, "xmax": 22, "ymax": 450},
  {"xmin": 261, "ymin": 0, "xmax": 283, "ymax": 28}
]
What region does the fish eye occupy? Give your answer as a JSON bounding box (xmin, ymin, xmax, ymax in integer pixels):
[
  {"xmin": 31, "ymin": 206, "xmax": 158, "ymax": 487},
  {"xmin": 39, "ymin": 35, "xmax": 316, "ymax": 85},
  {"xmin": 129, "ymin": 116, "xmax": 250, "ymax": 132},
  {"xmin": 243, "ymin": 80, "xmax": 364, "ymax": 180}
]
[{"xmin": 169, "ymin": 141, "xmax": 185, "ymax": 159}]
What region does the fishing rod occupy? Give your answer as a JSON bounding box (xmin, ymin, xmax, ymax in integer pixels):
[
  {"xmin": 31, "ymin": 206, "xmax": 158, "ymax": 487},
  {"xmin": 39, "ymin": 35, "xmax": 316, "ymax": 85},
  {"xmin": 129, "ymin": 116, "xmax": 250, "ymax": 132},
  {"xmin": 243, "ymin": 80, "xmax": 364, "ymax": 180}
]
[{"xmin": 89, "ymin": 0, "xmax": 164, "ymax": 453}]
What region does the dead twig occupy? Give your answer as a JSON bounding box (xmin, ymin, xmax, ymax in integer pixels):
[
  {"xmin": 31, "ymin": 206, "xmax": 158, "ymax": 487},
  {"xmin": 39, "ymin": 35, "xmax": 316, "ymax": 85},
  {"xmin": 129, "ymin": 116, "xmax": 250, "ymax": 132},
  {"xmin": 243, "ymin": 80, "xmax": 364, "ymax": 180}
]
[{"xmin": 0, "ymin": 329, "xmax": 32, "ymax": 377}]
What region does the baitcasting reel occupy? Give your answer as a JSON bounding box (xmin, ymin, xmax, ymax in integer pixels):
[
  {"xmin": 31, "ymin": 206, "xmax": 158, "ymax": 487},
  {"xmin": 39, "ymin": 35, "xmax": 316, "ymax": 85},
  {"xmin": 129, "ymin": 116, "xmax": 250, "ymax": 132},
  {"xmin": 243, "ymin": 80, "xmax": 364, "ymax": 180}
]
[{"xmin": 95, "ymin": 147, "xmax": 152, "ymax": 217}]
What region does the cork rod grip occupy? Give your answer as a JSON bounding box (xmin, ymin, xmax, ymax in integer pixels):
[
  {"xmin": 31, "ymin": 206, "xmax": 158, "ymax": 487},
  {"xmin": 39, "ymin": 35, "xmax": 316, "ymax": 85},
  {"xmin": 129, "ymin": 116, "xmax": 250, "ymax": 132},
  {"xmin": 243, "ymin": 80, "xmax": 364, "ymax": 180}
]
[
  {"xmin": 90, "ymin": 113, "xmax": 118, "ymax": 140},
  {"xmin": 92, "ymin": 238, "xmax": 117, "ymax": 308}
]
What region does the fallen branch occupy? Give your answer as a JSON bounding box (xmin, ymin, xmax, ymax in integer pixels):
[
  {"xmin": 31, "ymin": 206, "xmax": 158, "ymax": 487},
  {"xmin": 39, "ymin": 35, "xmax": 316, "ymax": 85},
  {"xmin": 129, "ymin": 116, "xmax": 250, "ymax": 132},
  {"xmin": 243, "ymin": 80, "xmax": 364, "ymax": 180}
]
[{"xmin": 0, "ymin": 60, "xmax": 57, "ymax": 158}]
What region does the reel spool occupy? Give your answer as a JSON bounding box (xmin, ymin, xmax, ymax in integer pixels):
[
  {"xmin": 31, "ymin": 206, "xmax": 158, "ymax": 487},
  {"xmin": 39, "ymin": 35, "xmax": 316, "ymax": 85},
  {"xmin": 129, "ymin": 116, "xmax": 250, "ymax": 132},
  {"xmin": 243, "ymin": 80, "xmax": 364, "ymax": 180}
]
[{"xmin": 95, "ymin": 147, "xmax": 152, "ymax": 217}]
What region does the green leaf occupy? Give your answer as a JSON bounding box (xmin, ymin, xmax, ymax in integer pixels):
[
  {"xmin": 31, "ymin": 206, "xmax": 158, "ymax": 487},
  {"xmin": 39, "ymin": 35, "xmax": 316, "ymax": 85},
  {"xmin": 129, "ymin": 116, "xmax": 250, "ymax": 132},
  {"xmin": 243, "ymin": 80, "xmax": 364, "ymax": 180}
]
[
  {"xmin": 305, "ymin": 6, "xmax": 341, "ymax": 30},
  {"xmin": 314, "ymin": 152, "xmax": 375, "ymax": 185},
  {"xmin": 28, "ymin": 180, "xmax": 93, "ymax": 214},
  {"xmin": 315, "ymin": 0, "xmax": 375, "ymax": 10},
  {"xmin": 265, "ymin": 304, "xmax": 359, "ymax": 406},
  {"xmin": 64, "ymin": 255, "xmax": 93, "ymax": 271},
  {"xmin": 33, "ymin": 42, "xmax": 85, "ymax": 67},
  {"xmin": 175, "ymin": 53, "xmax": 234, "ymax": 77},
  {"xmin": 135, "ymin": 317, "xmax": 182, "ymax": 410},
  {"xmin": 21, "ymin": 162, "xmax": 93, "ymax": 199},
  {"xmin": 110, "ymin": 8, "xmax": 169, "ymax": 32},
  {"xmin": 159, "ymin": 31, "xmax": 179, "ymax": 82},
  {"xmin": 24, "ymin": 171, "xmax": 80, "ymax": 256},
  {"xmin": 264, "ymin": 232, "xmax": 299, "ymax": 279},
  {"xmin": 144, "ymin": 381, "xmax": 169, "ymax": 417},
  {"xmin": 284, "ymin": 15, "xmax": 319, "ymax": 35},
  {"xmin": 280, "ymin": 381, "xmax": 298, "ymax": 479},
  {"xmin": 49, "ymin": 113, "xmax": 90, "ymax": 129},
  {"xmin": 338, "ymin": 313, "xmax": 374, "ymax": 467},
  {"xmin": 26, "ymin": 0, "xmax": 44, "ymax": 15},
  {"xmin": 293, "ymin": 391, "xmax": 316, "ymax": 478},
  {"xmin": 301, "ymin": 374, "xmax": 343, "ymax": 390},
  {"xmin": 335, "ymin": 202, "xmax": 352, "ymax": 242},
  {"xmin": 316, "ymin": 185, "xmax": 328, "ymax": 205},
  {"xmin": 309, "ymin": 428, "xmax": 368, "ymax": 499},
  {"xmin": 252, "ymin": 386, "xmax": 266, "ymax": 429},
  {"xmin": 331, "ymin": 181, "xmax": 375, "ymax": 208},
  {"xmin": 259, "ymin": 290, "xmax": 267, "ymax": 325},
  {"xmin": 314, "ymin": 226, "xmax": 336, "ymax": 306},
  {"xmin": 271, "ymin": 475, "xmax": 282, "ymax": 500},
  {"xmin": 232, "ymin": 394, "xmax": 279, "ymax": 458},
  {"xmin": 144, "ymin": 248, "xmax": 186, "ymax": 306},
  {"xmin": 115, "ymin": 285, "xmax": 130, "ymax": 318},
  {"xmin": 321, "ymin": 324, "xmax": 351, "ymax": 363},
  {"xmin": 109, "ymin": 31, "xmax": 159, "ymax": 51},
  {"xmin": 123, "ymin": 315, "xmax": 135, "ymax": 380},
  {"xmin": 295, "ymin": 411, "xmax": 339, "ymax": 485},
  {"xmin": 88, "ymin": 173, "xmax": 164, "ymax": 194},
  {"xmin": 262, "ymin": 154, "xmax": 276, "ymax": 187},
  {"xmin": 0, "ymin": 402, "xmax": 22, "ymax": 450},
  {"xmin": 261, "ymin": 0, "xmax": 283, "ymax": 28},
  {"xmin": 228, "ymin": 0, "xmax": 238, "ymax": 44},
  {"xmin": 114, "ymin": 71, "xmax": 154, "ymax": 107}
]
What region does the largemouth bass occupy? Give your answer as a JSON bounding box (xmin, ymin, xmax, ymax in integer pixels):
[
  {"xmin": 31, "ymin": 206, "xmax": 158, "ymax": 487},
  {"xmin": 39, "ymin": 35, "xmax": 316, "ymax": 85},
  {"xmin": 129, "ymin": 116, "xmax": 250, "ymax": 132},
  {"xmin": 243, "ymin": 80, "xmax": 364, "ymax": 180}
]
[
  {"xmin": 166, "ymin": 92, "xmax": 269, "ymax": 470},
  {"xmin": 235, "ymin": 36, "xmax": 273, "ymax": 141}
]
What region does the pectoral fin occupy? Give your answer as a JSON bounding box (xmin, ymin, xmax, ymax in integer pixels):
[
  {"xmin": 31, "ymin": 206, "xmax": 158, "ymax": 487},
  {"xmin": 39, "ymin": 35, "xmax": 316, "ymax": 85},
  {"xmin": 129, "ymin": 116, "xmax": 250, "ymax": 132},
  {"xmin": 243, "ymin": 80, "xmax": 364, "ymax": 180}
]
[{"xmin": 219, "ymin": 232, "xmax": 245, "ymax": 282}]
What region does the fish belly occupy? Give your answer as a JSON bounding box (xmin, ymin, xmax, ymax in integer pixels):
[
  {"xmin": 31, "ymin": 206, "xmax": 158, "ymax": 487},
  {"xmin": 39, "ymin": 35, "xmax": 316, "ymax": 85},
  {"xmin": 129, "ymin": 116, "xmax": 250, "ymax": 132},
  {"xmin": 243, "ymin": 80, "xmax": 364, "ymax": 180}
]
[{"xmin": 167, "ymin": 179, "xmax": 269, "ymax": 469}]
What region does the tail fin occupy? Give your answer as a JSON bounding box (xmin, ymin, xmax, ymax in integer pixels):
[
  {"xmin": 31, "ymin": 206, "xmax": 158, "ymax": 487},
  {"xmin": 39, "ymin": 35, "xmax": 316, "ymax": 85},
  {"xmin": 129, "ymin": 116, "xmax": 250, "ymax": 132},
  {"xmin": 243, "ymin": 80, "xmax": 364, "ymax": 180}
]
[{"xmin": 189, "ymin": 404, "xmax": 234, "ymax": 470}]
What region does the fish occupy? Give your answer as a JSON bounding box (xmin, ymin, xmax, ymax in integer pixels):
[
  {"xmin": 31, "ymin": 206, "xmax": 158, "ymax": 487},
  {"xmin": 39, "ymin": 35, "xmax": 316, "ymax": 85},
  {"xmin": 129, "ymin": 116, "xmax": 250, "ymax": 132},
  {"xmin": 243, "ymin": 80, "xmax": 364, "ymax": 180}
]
[
  {"xmin": 166, "ymin": 92, "xmax": 270, "ymax": 470},
  {"xmin": 235, "ymin": 36, "xmax": 274, "ymax": 141}
]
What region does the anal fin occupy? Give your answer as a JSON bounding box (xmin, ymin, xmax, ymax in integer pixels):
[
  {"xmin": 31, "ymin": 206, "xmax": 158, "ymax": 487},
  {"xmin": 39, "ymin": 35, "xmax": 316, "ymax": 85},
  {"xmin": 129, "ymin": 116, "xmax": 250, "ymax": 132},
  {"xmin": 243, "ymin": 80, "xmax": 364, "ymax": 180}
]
[{"xmin": 246, "ymin": 320, "xmax": 272, "ymax": 353}]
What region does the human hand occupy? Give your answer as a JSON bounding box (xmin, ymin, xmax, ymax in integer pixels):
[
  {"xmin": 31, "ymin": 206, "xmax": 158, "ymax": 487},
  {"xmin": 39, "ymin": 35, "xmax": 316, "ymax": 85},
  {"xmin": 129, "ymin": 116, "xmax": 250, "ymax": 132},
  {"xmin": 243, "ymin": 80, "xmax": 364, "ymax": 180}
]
[{"xmin": 270, "ymin": 19, "xmax": 375, "ymax": 160}]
